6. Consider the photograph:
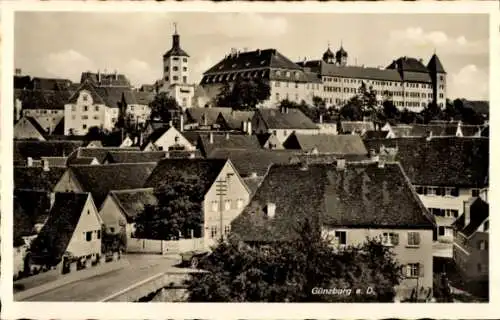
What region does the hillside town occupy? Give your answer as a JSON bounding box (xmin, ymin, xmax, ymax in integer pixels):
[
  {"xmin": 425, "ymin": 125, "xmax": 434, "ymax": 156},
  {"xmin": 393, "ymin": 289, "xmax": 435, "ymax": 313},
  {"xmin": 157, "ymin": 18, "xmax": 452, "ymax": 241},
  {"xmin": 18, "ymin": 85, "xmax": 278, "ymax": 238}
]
[{"xmin": 13, "ymin": 26, "xmax": 489, "ymax": 303}]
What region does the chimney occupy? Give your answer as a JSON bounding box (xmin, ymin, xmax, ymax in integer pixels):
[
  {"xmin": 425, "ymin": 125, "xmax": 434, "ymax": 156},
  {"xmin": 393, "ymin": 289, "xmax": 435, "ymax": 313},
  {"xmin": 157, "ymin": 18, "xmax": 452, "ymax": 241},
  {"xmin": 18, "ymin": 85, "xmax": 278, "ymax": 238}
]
[
  {"xmin": 225, "ymin": 133, "xmax": 230, "ymax": 140},
  {"xmin": 209, "ymin": 132, "xmax": 214, "ymax": 144},
  {"xmin": 336, "ymin": 159, "xmax": 346, "ymax": 171},
  {"xmin": 246, "ymin": 120, "xmax": 252, "ymax": 135},
  {"xmin": 319, "ymin": 114, "xmax": 323, "ymax": 124},
  {"xmin": 464, "ymin": 199, "xmax": 472, "ymax": 227},
  {"xmin": 266, "ymin": 202, "xmax": 276, "ymax": 218},
  {"xmin": 180, "ymin": 114, "xmax": 184, "ymax": 132},
  {"xmin": 27, "ymin": 157, "xmax": 33, "ymax": 167},
  {"xmin": 42, "ymin": 159, "xmax": 50, "ymax": 172},
  {"xmin": 242, "ymin": 121, "xmax": 248, "ymax": 133}
]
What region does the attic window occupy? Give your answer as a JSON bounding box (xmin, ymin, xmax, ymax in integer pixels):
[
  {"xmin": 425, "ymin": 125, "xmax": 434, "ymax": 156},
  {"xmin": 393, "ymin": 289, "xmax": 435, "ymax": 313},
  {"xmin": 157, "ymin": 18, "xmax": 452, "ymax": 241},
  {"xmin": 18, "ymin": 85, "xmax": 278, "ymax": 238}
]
[
  {"xmin": 260, "ymin": 60, "xmax": 265, "ymax": 65},
  {"xmin": 286, "ymin": 71, "xmax": 291, "ymax": 77},
  {"xmin": 276, "ymin": 70, "xmax": 281, "ymax": 76},
  {"xmin": 232, "ymin": 64, "xmax": 237, "ymax": 68},
  {"xmin": 245, "ymin": 62, "xmax": 250, "ymax": 67}
]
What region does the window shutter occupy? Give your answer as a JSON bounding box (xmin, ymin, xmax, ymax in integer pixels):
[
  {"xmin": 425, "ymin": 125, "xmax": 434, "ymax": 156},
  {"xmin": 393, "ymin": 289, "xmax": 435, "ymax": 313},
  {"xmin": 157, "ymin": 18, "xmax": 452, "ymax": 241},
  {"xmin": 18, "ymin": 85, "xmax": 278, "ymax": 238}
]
[
  {"xmin": 419, "ymin": 264, "xmax": 424, "ymax": 277},
  {"xmin": 415, "ymin": 232, "xmax": 421, "ymax": 245}
]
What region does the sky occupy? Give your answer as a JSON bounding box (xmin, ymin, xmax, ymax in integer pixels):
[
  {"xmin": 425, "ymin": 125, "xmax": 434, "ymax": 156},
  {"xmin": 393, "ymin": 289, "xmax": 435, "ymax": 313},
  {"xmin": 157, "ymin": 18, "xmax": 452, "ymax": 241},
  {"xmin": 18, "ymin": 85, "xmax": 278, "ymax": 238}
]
[{"xmin": 14, "ymin": 12, "xmax": 489, "ymax": 100}]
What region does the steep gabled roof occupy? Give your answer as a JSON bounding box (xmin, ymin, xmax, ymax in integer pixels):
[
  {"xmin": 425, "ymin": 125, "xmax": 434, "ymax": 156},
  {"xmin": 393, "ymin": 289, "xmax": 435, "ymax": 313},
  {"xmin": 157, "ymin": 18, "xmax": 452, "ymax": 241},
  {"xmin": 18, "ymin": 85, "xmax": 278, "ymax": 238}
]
[
  {"xmin": 427, "ymin": 54, "xmax": 446, "ymax": 74},
  {"xmin": 16, "ymin": 89, "xmax": 72, "ymax": 110},
  {"xmin": 364, "ymin": 137, "xmax": 489, "ymax": 187},
  {"xmin": 340, "ymin": 121, "xmax": 375, "ymax": 133},
  {"xmin": 217, "ymin": 110, "xmax": 254, "ymax": 130},
  {"xmin": 109, "ymin": 188, "xmax": 158, "ymax": 222},
  {"xmin": 71, "ymin": 147, "xmax": 140, "ymax": 164},
  {"xmin": 198, "ymin": 133, "xmax": 262, "ymax": 157},
  {"xmin": 104, "ymin": 151, "xmax": 167, "ymax": 164},
  {"xmin": 453, "ymin": 197, "xmax": 489, "ymax": 237},
  {"xmin": 68, "ymin": 81, "xmax": 106, "ymax": 105},
  {"xmin": 14, "ymin": 167, "xmax": 67, "ymax": 191},
  {"xmin": 69, "ymin": 163, "xmax": 157, "ymax": 207},
  {"xmin": 203, "ymin": 49, "xmax": 302, "ymax": 75},
  {"xmin": 363, "ymin": 130, "xmax": 390, "ymax": 140},
  {"xmin": 388, "ymin": 56, "xmax": 430, "ymax": 73},
  {"xmin": 283, "ymin": 133, "xmax": 368, "ymax": 155},
  {"xmin": 144, "ymin": 159, "xmax": 227, "ymax": 195},
  {"xmin": 256, "ymin": 108, "xmax": 318, "ymax": 130},
  {"xmin": 231, "ymin": 162, "xmax": 434, "ymax": 242},
  {"xmin": 29, "ymin": 192, "xmax": 91, "ymax": 266},
  {"xmin": 163, "ymin": 33, "xmax": 189, "ymax": 58},
  {"xmin": 80, "ymin": 72, "xmax": 132, "ymax": 88},
  {"xmin": 14, "ymin": 190, "xmax": 51, "ymax": 241},
  {"xmin": 185, "ymin": 107, "xmax": 232, "ymax": 126},
  {"xmin": 321, "ymin": 62, "xmax": 402, "ymax": 82}
]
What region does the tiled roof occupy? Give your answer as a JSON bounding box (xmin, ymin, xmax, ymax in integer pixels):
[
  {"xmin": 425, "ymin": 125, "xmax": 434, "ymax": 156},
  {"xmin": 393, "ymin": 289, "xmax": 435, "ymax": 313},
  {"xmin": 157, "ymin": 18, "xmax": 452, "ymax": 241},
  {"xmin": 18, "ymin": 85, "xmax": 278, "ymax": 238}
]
[
  {"xmin": 144, "ymin": 159, "xmax": 227, "ymax": 195},
  {"xmin": 15, "ymin": 89, "xmax": 72, "ymax": 110},
  {"xmin": 256, "ymin": 108, "xmax": 318, "ymax": 130},
  {"xmin": 14, "ymin": 166, "xmax": 67, "ymax": 191},
  {"xmin": 31, "ymin": 77, "xmax": 73, "ymax": 91},
  {"xmin": 453, "ymin": 197, "xmax": 488, "ymax": 237},
  {"xmin": 391, "ymin": 125, "xmax": 414, "ymax": 138},
  {"xmin": 181, "ymin": 131, "xmax": 202, "ymax": 146},
  {"xmin": 407, "ymin": 124, "xmax": 458, "ymax": 137},
  {"xmin": 185, "ymin": 107, "xmax": 232, "ymax": 126},
  {"xmin": 402, "ymin": 71, "xmax": 432, "ymax": 83},
  {"xmin": 243, "ymin": 176, "xmax": 265, "ymax": 196},
  {"xmin": 68, "ymin": 157, "xmax": 98, "ymax": 165},
  {"xmin": 231, "ymin": 162, "xmax": 434, "ymax": 242},
  {"xmin": 14, "ymin": 75, "xmax": 32, "ymax": 90},
  {"xmin": 164, "ymin": 33, "xmax": 189, "ymax": 58},
  {"xmin": 29, "ymin": 192, "xmax": 90, "ymax": 266},
  {"xmin": 86, "ymin": 141, "xmax": 104, "ymax": 148},
  {"xmin": 321, "ymin": 62, "xmax": 402, "ymax": 82},
  {"xmin": 363, "ymin": 130, "xmax": 390, "ymax": 139},
  {"xmin": 143, "ymin": 126, "xmax": 171, "ymax": 147},
  {"xmin": 340, "ymin": 121, "xmax": 375, "ymax": 133},
  {"xmin": 387, "ymin": 56, "xmax": 430, "ymax": 73},
  {"xmin": 204, "ymin": 49, "xmax": 302, "ymax": 75},
  {"xmin": 135, "ymin": 91, "xmax": 155, "ymax": 105},
  {"xmin": 217, "ymin": 110, "xmax": 254, "ymax": 130},
  {"xmin": 95, "ymin": 87, "xmax": 138, "ymax": 108},
  {"xmin": 14, "ymin": 140, "xmax": 84, "ymax": 161},
  {"xmin": 283, "ymin": 133, "xmax": 368, "ymax": 155},
  {"xmin": 104, "ymin": 151, "xmax": 167, "ymax": 164},
  {"xmin": 364, "ymin": 137, "xmax": 489, "ymax": 188},
  {"xmin": 14, "ymin": 190, "xmax": 51, "ymax": 240},
  {"xmin": 69, "ymin": 163, "xmax": 157, "ymax": 207},
  {"xmin": 109, "ymin": 188, "xmax": 158, "ymax": 222},
  {"xmin": 80, "ymin": 72, "xmax": 132, "ymax": 88},
  {"xmin": 198, "ymin": 133, "xmax": 262, "ymax": 157},
  {"xmin": 40, "ymin": 156, "xmax": 68, "ymax": 167},
  {"xmin": 460, "ymin": 125, "xmax": 482, "ymax": 137},
  {"xmin": 72, "ymin": 147, "xmax": 140, "ymax": 164},
  {"xmin": 68, "ymin": 82, "xmax": 106, "ymax": 105}
]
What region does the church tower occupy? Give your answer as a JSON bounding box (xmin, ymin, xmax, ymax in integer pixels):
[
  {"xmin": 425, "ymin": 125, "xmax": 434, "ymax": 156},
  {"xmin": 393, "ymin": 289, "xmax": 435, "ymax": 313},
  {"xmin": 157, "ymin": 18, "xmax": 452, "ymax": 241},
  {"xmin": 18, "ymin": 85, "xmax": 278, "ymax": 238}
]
[
  {"xmin": 335, "ymin": 42, "xmax": 348, "ymax": 67},
  {"xmin": 322, "ymin": 43, "xmax": 335, "ymax": 64},
  {"xmin": 163, "ymin": 23, "xmax": 190, "ymax": 86},
  {"xmin": 427, "ymin": 53, "xmax": 447, "ymax": 108}
]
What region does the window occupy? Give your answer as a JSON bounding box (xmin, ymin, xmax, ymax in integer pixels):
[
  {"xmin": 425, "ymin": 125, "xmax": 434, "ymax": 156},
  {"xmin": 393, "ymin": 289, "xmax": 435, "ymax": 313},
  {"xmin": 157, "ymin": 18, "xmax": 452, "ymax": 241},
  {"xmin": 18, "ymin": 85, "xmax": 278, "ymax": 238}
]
[
  {"xmin": 472, "ymin": 189, "xmax": 480, "ymax": 197},
  {"xmin": 276, "ymin": 81, "xmax": 280, "ymax": 87},
  {"xmin": 173, "ymin": 57, "xmax": 179, "ymax": 61},
  {"xmin": 210, "ymin": 226, "xmax": 218, "ymax": 238},
  {"xmin": 478, "ymin": 240, "xmax": 488, "ymax": 250},
  {"xmin": 183, "ymin": 58, "xmax": 187, "ymax": 62},
  {"xmin": 95, "ymin": 106, "xmax": 99, "ymax": 112},
  {"xmin": 427, "ymin": 187, "xmax": 437, "ymax": 196},
  {"xmin": 283, "ymin": 130, "xmax": 287, "ymax": 137},
  {"xmin": 407, "ymin": 232, "xmax": 421, "ymax": 246},
  {"xmin": 173, "ymin": 76, "xmax": 179, "ymax": 81},
  {"xmin": 334, "ymin": 231, "xmax": 347, "ymax": 245},
  {"xmin": 273, "ymin": 130, "xmax": 277, "ymax": 136},
  {"xmin": 97, "ymin": 230, "xmax": 101, "ymax": 239},
  {"xmin": 82, "ymin": 124, "xmax": 87, "ymax": 130},
  {"xmin": 72, "ymin": 106, "xmax": 76, "ymax": 112},
  {"xmin": 484, "ymin": 220, "xmax": 489, "ymax": 231},
  {"xmin": 415, "ymin": 186, "xmax": 423, "ymax": 194},
  {"xmin": 382, "ymin": 232, "xmax": 399, "ymax": 246},
  {"xmin": 110, "ymin": 227, "xmax": 115, "ymax": 233},
  {"xmin": 183, "ymin": 76, "xmax": 187, "ymax": 83},
  {"xmin": 224, "ymin": 200, "xmax": 231, "ymax": 211},
  {"xmin": 84, "ymin": 106, "xmax": 89, "ymax": 112},
  {"xmin": 82, "ymin": 115, "xmax": 88, "ymax": 120},
  {"xmin": 183, "ymin": 67, "xmax": 187, "ymax": 72},
  {"xmin": 406, "ymin": 263, "xmax": 421, "ymax": 278},
  {"xmin": 82, "ymin": 94, "xmax": 88, "ymax": 102},
  {"xmin": 71, "ymin": 115, "xmax": 76, "ymax": 120},
  {"xmin": 224, "ymin": 225, "xmax": 231, "ymax": 235},
  {"xmin": 86, "ymin": 231, "xmax": 92, "ymax": 242},
  {"xmin": 211, "ymin": 201, "xmax": 218, "ymax": 212}
]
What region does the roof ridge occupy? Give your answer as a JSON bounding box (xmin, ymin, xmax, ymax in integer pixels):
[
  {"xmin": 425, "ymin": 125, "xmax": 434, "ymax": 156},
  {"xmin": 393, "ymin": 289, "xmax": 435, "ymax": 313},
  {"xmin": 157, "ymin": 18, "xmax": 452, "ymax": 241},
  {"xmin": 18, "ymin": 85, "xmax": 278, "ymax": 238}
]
[{"xmin": 110, "ymin": 187, "xmax": 155, "ymax": 193}]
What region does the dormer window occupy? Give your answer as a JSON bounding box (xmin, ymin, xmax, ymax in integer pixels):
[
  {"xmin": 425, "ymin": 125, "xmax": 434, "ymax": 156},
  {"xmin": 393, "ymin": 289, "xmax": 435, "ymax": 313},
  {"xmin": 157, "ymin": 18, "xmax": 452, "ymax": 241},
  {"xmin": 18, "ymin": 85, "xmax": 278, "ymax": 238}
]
[
  {"xmin": 245, "ymin": 62, "xmax": 250, "ymax": 67},
  {"xmin": 276, "ymin": 70, "xmax": 281, "ymax": 76},
  {"xmin": 260, "ymin": 60, "xmax": 265, "ymax": 65},
  {"xmin": 286, "ymin": 71, "xmax": 291, "ymax": 77},
  {"xmin": 232, "ymin": 64, "xmax": 237, "ymax": 68}
]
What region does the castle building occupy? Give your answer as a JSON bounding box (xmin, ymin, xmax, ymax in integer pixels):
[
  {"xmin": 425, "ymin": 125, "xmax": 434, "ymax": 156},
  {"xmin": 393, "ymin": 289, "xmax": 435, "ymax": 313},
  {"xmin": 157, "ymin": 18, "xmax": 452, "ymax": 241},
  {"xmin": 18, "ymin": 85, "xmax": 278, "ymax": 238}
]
[
  {"xmin": 157, "ymin": 25, "xmax": 195, "ymax": 111},
  {"xmin": 200, "ymin": 44, "xmax": 447, "ymax": 112}
]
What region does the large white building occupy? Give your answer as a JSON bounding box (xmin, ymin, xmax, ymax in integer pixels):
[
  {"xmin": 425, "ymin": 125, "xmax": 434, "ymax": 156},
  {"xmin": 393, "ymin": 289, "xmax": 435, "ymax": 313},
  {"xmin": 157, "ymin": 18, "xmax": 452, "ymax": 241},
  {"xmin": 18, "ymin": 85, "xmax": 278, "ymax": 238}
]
[
  {"xmin": 199, "ymin": 45, "xmax": 447, "ymax": 112},
  {"xmin": 157, "ymin": 25, "xmax": 195, "ymax": 111}
]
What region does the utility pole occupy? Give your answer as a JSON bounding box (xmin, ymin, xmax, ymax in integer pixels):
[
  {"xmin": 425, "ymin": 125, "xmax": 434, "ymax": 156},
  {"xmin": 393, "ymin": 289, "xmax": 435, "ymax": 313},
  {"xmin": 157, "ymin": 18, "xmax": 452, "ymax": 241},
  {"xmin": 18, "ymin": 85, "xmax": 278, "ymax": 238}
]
[{"xmin": 215, "ymin": 179, "xmax": 228, "ymax": 242}]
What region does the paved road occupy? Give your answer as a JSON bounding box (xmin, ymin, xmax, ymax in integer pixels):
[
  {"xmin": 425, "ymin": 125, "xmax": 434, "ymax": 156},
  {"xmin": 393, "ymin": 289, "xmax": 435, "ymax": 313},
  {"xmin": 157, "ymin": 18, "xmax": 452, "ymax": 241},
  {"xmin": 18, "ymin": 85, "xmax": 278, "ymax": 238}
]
[{"xmin": 23, "ymin": 254, "xmax": 184, "ymax": 302}]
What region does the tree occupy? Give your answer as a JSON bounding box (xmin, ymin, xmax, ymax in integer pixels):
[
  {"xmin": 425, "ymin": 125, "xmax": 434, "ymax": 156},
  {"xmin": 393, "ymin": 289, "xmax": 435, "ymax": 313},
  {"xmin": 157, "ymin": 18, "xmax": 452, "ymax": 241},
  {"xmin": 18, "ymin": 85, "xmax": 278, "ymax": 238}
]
[
  {"xmin": 339, "ymin": 96, "xmax": 363, "ymax": 121},
  {"xmin": 149, "ymin": 92, "xmax": 182, "ymax": 123},
  {"xmin": 312, "ymin": 96, "xmax": 326, "ymax": 109},
  {"xmin": 216, "ymin": 78, "xmax": 270, "ymax": 110},
  {"xmin": 134, "ymin": 172, "xmax": 204, "ymax": 240},
  {"xmin": 85, "ymin": 126, "xmax": 106, "ymax": 141},
  {"xmin": 381, "ymin": 100, "xmax": 401, "ymax": 124},
  {"xmin": 421, "ymin": 102, "xmax": 443, "ymax": 124},
  {"xmin": 186, "ymin": 220, "xmax": 402, "ymax": 302},
  {"xmin": 358, "ymin": 83, "xmax": 379, "ymax": 121}
]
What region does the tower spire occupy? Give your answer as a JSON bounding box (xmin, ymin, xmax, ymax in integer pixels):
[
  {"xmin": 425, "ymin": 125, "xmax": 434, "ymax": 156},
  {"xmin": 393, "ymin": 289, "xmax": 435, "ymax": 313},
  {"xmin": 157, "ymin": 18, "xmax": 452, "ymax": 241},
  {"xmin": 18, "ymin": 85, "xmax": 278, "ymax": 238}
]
[{"xmin": 173, "ymin": 22, "xmax": 178, "ymax": 35}]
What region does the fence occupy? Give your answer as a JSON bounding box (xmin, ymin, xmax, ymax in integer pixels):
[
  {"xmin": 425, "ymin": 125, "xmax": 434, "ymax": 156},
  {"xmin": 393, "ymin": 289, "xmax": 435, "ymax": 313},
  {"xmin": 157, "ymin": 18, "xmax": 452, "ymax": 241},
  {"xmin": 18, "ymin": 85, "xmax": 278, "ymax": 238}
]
[{"xmin": 127, "ymin": 238, "xmax": 205, "ymax": 254}]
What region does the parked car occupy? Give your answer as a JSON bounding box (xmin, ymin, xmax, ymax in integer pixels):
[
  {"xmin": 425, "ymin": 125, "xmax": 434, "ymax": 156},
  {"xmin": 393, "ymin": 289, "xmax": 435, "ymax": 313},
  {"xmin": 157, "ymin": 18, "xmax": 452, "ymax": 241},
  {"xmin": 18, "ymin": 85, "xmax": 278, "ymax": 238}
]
[{"xmin": 180, "ymin": 249, "xmax": 210, "ymax": 268}]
